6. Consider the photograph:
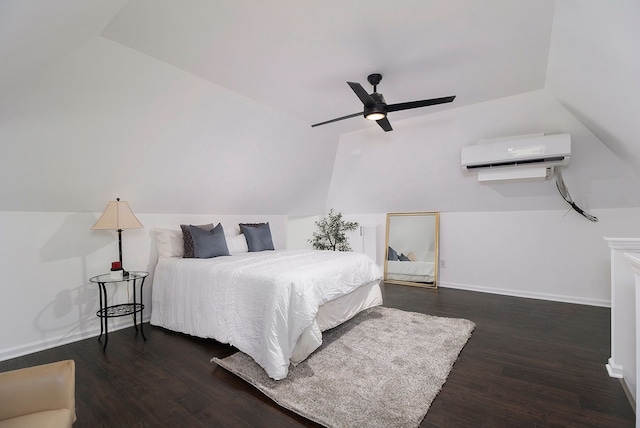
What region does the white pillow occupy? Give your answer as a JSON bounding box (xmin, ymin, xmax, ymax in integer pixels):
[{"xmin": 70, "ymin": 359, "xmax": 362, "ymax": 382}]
[
  {"xmin": 155, "ymin": 228, "xmax": 184, "ymax": 258},
  {"xmin": 226, "ymin": 233, "xmax": 249, "ymax": 255}
]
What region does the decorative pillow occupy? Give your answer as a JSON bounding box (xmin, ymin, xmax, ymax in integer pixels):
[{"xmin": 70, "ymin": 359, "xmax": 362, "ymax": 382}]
[
  {"xmin": 239, "ymin": 223, "xmax": 274, "ymax": 252},
  {"xmin": 181, "ymin": 223, "xmax": 214, "ymax": 258},
  {"xmin": 189, "ymin": 223, "xmax": 230, "ymax": 259},
  {"xmin": 155, "ymin": 228, "xmax": 184, "ymax": 258},
  {"xmin": 387, "ymin": 246, "xmax": 398, "ymax": 261},
  {"xmin": 407, "ymin": 251, "xmax": 417, "ymax": 262},
  {"xmin": 399, "ymin": 253, "xmax": 410, "ymax": 261},
  {"xmin": 226, "ymin": 233, "xmax": 249, "ymax": 255}
]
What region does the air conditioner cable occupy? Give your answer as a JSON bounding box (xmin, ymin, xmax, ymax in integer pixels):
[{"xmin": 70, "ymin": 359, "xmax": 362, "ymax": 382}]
[{"xmin": 555, "ymin": 168, "xmax": 598, "ymax": 222}]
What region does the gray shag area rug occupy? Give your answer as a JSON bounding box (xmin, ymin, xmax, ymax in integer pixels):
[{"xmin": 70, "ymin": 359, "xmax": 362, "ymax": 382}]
[{"xmin": 212, "ymin": 306, "xmax": 475, "ymax": 428}]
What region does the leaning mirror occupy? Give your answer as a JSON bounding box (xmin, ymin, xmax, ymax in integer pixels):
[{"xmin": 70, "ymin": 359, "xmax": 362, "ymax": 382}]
[{"xmin": 384, "ymin": 212, "xmax": 439, "ymax": 289}]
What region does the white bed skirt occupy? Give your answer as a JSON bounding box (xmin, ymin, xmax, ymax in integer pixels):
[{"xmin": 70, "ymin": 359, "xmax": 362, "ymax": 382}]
[{"xmin": 290, "ymin": 280, "xmax": 383, "ymax": 364}]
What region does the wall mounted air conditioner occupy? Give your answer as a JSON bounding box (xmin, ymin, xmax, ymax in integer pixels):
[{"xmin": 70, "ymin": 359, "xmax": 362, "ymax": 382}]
[{"xmin": 460, "ymin": 133, "xmax": 571, "ymax": 182}]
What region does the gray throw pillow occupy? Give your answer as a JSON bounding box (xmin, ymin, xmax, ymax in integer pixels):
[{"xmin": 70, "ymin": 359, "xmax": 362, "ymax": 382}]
[
  {"xmin": 181, "ymin": 223, "xmax": 214, "ymax": 258},
  {"xmin": 388, "ymin": 246, "xmax": 399, "ymax": 261},
  {"xmin": 239, "ymin": 223, "xmax": 274, "ymax": 252},
  {"xmin": 189, "ymin": 223, "xmax": 230, "ymax": 259}
]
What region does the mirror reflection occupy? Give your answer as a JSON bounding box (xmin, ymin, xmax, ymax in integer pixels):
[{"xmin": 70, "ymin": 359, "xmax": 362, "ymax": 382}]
[{"xmin": 384, "ymin": 212, "xmax": 439, "ymax": 289}]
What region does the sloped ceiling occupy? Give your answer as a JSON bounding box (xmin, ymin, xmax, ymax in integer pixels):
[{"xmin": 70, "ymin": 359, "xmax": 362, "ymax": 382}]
[
  {"xmin": 546, "ymin": 0, "xmax": 640, "ymax": 177},
  {"xmin": 1, "ymin": 0, "xmax": 639, "ymax": 214},
  {"xmin": 101, "ymin": 0, "xmax": 555, "ymax": 134},
  {"xmin": 0, "ymin": 0, "xmax": 129, "ymax": 90}
]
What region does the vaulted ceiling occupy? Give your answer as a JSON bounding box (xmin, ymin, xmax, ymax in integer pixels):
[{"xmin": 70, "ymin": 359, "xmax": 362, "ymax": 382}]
[
  {"xmin": 1, "ymin": 0, "xmax": 639, "ymax": 214},
  {"xmin": 2, "ymin": 0, "xmax": 556, "ymax": 133},
  {"xmin": 100, "ymin": 0, "xmax": 556, "ymax": 133}
]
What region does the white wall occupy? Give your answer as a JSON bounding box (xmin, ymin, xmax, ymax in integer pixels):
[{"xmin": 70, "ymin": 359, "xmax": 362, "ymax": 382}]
[
  {"xmin": 283, "ymin": 208, "xmax": 640, "ymax": 307},
  {"xmin": 0, "ymin": 211, "xmax": 286, "ymax": 361},
  {"xmin": 438, "ymin": 208, "xmax": 640, "ymax": 306},
  {"xmin": 327, "ymin": 90, "xmax": 640, "ymax": 214},
  {"xmin": 286, "ymin": 215, "xmax": 320, "ymax": 250}
]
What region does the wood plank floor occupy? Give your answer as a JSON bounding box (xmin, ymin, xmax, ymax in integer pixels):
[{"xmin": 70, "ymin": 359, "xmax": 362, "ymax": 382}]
[{"xmin": 0, "ymin": 284, "xmax": 634, "ymax": 427}]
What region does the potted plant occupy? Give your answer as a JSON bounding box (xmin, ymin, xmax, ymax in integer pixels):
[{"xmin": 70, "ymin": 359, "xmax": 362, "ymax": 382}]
[{"xmin": 309, "ymin": 209, "xmax": 359, "ymax": 251}]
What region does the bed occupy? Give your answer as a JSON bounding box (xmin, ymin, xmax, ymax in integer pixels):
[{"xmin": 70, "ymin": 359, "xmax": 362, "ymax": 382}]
[{"xmin": 150, "ymin": 225, "xmax": 383, "ymax": 380}]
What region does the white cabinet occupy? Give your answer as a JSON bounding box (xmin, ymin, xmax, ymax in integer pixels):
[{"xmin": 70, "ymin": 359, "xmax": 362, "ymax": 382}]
[
  {"xmin": 624, "ymin": 252, "xmax": 640, "ymax": 425},
  {"xmin": 605, "ymin": 237, "xmax": 640, "ymax": 405}
]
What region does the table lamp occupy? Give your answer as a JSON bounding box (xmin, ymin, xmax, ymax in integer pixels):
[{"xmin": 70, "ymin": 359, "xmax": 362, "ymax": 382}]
[{"xmin": 91, "ymin": 198, "xmax": 143, "ymax": 273}]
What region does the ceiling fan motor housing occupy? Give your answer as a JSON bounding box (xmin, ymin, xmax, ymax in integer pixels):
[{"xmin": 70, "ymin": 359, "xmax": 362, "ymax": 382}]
[{"xmin": 364, "ymin": 92, "xmax": 387, "ymax": 120}]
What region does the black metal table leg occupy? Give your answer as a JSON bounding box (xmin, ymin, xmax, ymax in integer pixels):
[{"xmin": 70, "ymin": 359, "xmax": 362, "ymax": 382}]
[
  {"xmin": 98, "ymin": 281, "xmax": 104, "ymax": 342},
  {"xmin": 132, "ymin": 276, "xmax": 138, "ymax": 332},
  {"xmin": 139, "ymin": 276, "xmax": 146, "ymax": 341},
  {"xmin": 101, "ymin": 283, "xmax": 108, "ymax": 352}
]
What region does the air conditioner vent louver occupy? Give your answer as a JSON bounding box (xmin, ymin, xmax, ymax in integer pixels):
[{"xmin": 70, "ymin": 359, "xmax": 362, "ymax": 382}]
[
  {"xmin": 461, "ymin": 133, "xmax": 570, "ymax": 181},
  {"xmin": 464, "ymin": 156, "xmax": 568, "ymax": 170}
]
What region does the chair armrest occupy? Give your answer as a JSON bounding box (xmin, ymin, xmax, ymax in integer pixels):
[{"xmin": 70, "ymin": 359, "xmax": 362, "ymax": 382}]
[{"xmin": 0, "ymin": 360, "xmax": 76, "ymax": 422}]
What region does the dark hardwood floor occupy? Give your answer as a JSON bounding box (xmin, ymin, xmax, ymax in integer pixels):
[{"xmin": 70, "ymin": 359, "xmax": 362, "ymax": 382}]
[{"xmin": 0, "ymin": 284, "xmax": 634, "ymax": 427}]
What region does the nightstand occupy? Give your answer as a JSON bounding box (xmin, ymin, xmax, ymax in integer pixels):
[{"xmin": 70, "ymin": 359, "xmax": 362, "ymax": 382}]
[{"xmin": 89, "ymin": 271, "xmax": 149, "ymax": 351}]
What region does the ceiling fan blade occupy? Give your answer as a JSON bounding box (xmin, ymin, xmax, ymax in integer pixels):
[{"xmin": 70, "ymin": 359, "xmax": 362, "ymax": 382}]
[
  {"xmin": 376, "ymin": 117, "xmax": 393, "ymax": 132},
  {"xmin": 347, "ymin": 82, "xmax": 375, "ymax": 107},
  {"xmin": 386, "ymin": 96, "xmax": 456, "ymax": 113},
  {"xmin": 311, "ymin": 111, "xmax": 362, "ymax": 127}
]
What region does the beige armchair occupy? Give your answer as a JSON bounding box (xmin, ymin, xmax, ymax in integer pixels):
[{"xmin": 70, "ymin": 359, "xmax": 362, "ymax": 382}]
[{"xmin": 0, "ymin": 360, "xmax": 76, "ymax": 428}]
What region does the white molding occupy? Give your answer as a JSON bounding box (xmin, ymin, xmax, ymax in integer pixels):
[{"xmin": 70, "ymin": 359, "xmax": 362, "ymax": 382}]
[
  {"xmin": 604, "ymin": 237, "xmax": 640, "ymax": 251},
  {"xmin": 626, "ymin": 253, "xmax": 640, "ymax": 274},
  {"xmin": 0, "ymin": 315, "xmax": 151, "ymax": 362},
  {"xmin": 607, "ymin": 357, "xmax": 624, "ymax": 378},
  {"xmin": 439, "ymin": 281, "xmax": 611, "ymax": 307}
]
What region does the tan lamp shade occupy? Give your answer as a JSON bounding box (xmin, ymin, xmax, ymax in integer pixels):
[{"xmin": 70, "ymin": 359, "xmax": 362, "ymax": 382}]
[{"xmin": 91, "ymin": 198, "xmax": 143, "ymax": 231}]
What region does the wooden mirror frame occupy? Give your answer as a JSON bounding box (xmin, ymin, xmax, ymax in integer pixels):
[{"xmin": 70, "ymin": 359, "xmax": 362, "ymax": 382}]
[{"xmin": 384, "ymin": 212, "xmax": 439, "ymax": 289}]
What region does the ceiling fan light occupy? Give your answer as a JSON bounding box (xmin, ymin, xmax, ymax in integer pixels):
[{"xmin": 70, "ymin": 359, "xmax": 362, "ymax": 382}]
[
  {"xmin": 365, "ymin": 112, "xmax": 386, "ymax": 121},
  {"xmin": 364, "ymin": 102, "xmax": 386, "ymax": 121}
]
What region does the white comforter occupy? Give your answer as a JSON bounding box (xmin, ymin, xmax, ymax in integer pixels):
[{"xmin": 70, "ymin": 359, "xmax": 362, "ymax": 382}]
[{"xmin": 151, "ymin": 249, "xmax": 382, "ymax": 379}]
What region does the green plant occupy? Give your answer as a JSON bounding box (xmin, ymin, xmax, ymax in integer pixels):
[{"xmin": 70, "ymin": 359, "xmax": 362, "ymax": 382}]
[{"xmin": 308, "ymin": 209, "xmax": 359, "ymax": 251}]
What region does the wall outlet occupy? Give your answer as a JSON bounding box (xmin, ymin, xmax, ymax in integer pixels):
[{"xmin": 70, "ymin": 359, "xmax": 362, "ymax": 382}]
[{"xmin": 440, "ymin": 260, "xmax": 446, "ymax": 269}]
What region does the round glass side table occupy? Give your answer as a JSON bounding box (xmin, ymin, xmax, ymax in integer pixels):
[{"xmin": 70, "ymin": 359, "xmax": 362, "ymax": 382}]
[{"xmin": 89, "ymin": 271, "xmax": 149, "ymax": 351}]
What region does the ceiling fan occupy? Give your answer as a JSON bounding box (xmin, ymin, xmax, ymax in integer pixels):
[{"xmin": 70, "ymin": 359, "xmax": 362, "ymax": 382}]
[{"xmin": 311, "ymin": 73, "xmax": 455, "ymax": 132}]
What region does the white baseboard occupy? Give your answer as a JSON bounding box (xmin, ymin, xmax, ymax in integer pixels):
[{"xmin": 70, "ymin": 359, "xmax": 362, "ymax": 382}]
[
  {"xmin": 620, "ymin": 378, "xmax": 636, "ymax": 414},
  {"xmin": 438, "ymin": 281, "xmax": 611, "ymax": 308},
  {"xmin": 0, "ymin": 315, "xmax": 151, "ymax": 363}
]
